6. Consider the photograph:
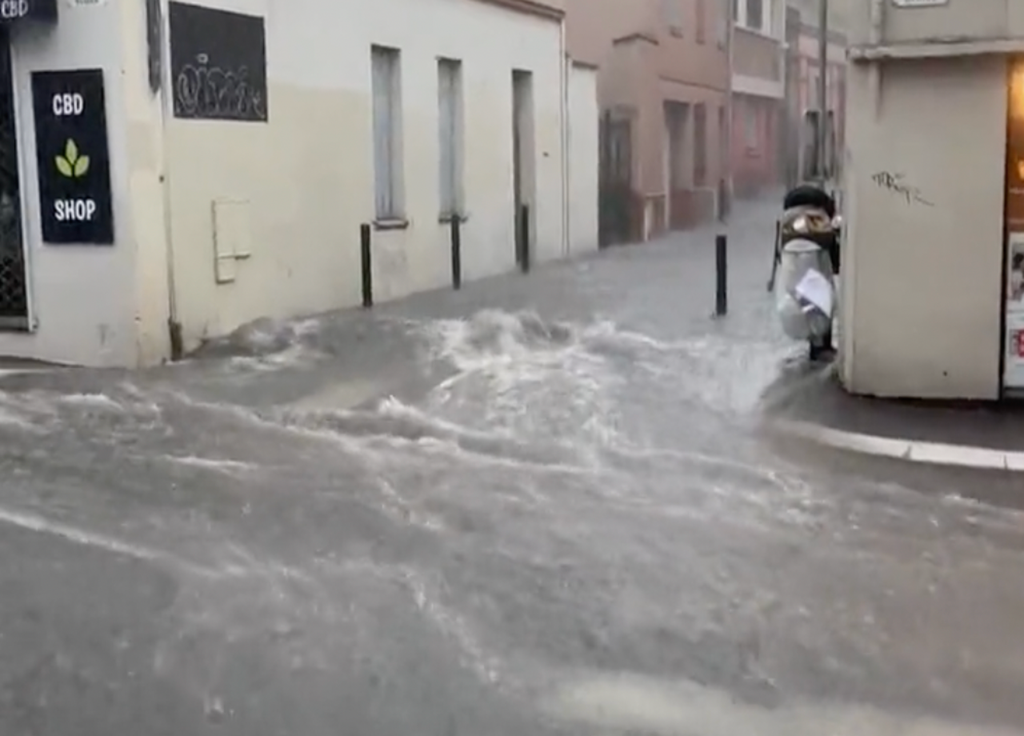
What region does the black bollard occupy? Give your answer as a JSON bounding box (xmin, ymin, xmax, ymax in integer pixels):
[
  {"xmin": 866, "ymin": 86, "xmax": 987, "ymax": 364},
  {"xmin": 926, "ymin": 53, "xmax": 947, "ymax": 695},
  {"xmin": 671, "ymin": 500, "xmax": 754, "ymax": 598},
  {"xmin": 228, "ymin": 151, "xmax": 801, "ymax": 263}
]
[
  {"xmin": 450, "ymin": 216, "xmax": 462, "ymax": 290},
  {"xmin": 360, "ymin": 223, "xmax": 373, "ymax": 308},
  {"xmin": 767, "ymin": 219, "xmax": 780, "ymax": 292},
  {"xmin": 519, "ymin": 204, "xmax": 531, "ymax": 273},
  {"xmin": 715, "ymin": 233, "xmax": 727, "ymax": 316}
]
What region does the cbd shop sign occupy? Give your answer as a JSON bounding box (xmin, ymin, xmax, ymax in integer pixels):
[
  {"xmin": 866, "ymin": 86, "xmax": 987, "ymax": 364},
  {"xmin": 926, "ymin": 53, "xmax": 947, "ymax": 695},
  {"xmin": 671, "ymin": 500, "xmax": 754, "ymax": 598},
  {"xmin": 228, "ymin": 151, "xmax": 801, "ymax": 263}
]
[
  {"xmin": 31, "ymin": 69, "xmax": 114, "ymax": 244},
  {"xmin": 0, "ymin": 0, "xmax": 57, "ymax": 22}
]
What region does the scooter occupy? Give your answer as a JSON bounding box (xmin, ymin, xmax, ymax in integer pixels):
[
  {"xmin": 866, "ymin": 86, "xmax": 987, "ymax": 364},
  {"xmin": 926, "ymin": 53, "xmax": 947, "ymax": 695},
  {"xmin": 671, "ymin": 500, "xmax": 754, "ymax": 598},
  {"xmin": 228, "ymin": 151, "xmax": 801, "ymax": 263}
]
[{"xmin": 768, "ymin": 185, "xmax": 841, "ymax": 361}]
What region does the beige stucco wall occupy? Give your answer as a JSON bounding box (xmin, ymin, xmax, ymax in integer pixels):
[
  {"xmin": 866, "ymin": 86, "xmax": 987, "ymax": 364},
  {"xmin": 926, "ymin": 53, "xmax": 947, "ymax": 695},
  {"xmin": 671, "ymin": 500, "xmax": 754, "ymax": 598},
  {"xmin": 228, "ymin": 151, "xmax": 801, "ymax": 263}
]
[
  {"xmin": 840, "ymin": 55, "xmax": 1007, "ymax": 399},
  {"xmin": 156, "ymin": 0, "xmax": 568, "ymax": 353}
]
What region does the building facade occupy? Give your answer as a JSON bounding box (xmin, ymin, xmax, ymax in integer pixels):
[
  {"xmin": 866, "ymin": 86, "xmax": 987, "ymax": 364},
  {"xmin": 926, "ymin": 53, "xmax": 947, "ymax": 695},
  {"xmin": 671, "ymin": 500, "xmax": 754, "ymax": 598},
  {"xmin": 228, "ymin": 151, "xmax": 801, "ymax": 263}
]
[
  {"xmin": 838, "ymin": 0, "xmax": 1020, "ymax": 399},
  {"xmin": 730, "ymin": 0, "xmax": 785, "ymax": 197},
  {"xmin": 0, "ymin": 0, "xmax": 598, "ymax": 367},
  {"xmin": 783, "ymin": 0, "xmax": 847, "ymax": 186},
  {"xmin": 566, "ymin": 0, "xmax": 730, "ymax": 244}
]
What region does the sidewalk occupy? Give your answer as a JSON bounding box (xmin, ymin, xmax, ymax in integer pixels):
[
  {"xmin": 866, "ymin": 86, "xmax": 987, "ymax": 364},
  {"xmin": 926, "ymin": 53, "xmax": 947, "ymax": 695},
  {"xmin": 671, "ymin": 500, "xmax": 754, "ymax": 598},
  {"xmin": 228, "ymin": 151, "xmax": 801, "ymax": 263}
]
[{"xmin": 762, "ymin": 362, "xmax": 1024, "ymax": 471}]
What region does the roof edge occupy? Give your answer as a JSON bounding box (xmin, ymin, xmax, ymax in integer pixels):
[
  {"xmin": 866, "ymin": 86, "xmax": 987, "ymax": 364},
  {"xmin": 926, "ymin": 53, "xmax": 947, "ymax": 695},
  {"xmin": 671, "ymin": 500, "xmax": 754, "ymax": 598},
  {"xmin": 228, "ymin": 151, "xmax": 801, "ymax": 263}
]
[{"xmin": 475, "ymin": 0, "xmax": 564, "ymax": 21}]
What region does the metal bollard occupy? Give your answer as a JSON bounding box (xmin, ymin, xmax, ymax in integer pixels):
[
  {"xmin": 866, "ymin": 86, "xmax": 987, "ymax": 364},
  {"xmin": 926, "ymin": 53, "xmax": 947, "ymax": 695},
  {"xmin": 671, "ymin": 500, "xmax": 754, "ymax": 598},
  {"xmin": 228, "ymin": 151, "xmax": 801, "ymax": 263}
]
[
  {"xmin": 450, "ymin": 215, "xmax": 462, "ymax": 290},
  {"xmin": 767, "ymin": 219, "xmax": 780, "ymax": 292},
  {"xmin": 360, "ymin": 223, "xmax": 372, "ymax": 308},
  {"xmin": 715, "ymin": 233, "xmax": 727, "ymax": 316},
  {"xmin": 519, "ymin": 204, "xmax": 531, "ymax": 273}
]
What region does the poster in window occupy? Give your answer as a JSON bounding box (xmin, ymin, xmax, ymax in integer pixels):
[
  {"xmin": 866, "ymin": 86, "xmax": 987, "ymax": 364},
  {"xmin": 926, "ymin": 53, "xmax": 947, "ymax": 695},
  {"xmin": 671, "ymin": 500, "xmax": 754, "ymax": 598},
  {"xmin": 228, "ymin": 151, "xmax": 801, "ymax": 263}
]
[
  {"xmin": 1008, "ymin": 233, "xmax": 1024, "ymax": 311},
  {"xmin": 167, "ymin": 2, "xmax": 268, "ymax": 122}
]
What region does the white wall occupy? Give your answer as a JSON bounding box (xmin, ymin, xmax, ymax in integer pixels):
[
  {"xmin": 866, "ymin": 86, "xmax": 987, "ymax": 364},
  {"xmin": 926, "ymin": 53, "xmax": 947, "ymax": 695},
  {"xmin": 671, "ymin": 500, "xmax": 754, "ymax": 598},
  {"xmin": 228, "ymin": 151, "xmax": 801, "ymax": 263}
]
[
  {"xmin": 1, "ymin": 4, "xmax": 137, "ymax": 366},
  {"xmin": 567, "ymin": 62, "xmax": 597, "ymax": 254},
  {"xmin": 157, "ymin": 0, "xmax": 568, "ymax": 352},
  {"xmin": 840, "ymin": 56, "xmax": 1006, "ymax": 399}
]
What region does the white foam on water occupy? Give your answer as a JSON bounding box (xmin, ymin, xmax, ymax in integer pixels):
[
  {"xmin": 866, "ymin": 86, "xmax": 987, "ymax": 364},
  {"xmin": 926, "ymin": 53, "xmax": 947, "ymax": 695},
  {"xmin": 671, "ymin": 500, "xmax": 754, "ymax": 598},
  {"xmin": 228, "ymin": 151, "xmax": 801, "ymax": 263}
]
[
  {"xmin": 58, "ymin": 392, "xmax": 124, "ymax": 410},
  {"xmin": 161, "ymin": 455, "xmax": 258, "ymax": 474},
  {"xmin": 0, "ymin": 504, "xmax": 222, "ymax": 579},
  {"xmin": 226, "ymin": 343, "xmax": 318, "ymax": 373},
  {"xmin": 547, "ymin": 672, "xmax": 1024, "ymax": 736}
]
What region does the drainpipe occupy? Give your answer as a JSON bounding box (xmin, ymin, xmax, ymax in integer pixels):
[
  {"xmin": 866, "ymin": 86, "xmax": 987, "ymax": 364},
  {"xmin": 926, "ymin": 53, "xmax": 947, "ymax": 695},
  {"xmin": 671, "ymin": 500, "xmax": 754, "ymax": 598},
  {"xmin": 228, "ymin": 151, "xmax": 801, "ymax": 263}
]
[
  {"xmin": 152, "ymin": 0, "xmax": 182, "ymax": 359},
  {"xmin": 723, "ymin": 0, "xmax": 735, "ymax": 220},
  {"xmin": 869, "ymin": 0, "xmax": 884, "ymax": 116},
  {"xmin": 559, "ymin": 20, "xmax": 570, "ymax": 257},
  {"xmin": 817, "ymin": 0, "xmax": 829, "ymax": 184}
]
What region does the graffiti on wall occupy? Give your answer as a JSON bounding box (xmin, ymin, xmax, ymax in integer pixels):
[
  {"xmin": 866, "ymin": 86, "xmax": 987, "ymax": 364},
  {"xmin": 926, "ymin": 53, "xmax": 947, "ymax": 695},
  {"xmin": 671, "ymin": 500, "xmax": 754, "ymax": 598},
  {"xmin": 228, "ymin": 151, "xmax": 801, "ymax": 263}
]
[
  {"xmin": 168, "ymin": 2, "xmax": 268, "ymax": 122},
  {"xmin": 870, "ymin": 171, "xmax": 933, "ymax": 207}
]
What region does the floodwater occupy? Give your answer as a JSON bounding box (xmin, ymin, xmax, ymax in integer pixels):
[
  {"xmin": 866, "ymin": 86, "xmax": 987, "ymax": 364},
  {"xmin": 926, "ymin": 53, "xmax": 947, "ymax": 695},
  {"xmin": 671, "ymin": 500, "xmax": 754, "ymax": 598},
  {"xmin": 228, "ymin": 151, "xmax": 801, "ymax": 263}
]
[{"xmin": 0, "ymin": 198, "xmax": 1022, "ymax": 735}]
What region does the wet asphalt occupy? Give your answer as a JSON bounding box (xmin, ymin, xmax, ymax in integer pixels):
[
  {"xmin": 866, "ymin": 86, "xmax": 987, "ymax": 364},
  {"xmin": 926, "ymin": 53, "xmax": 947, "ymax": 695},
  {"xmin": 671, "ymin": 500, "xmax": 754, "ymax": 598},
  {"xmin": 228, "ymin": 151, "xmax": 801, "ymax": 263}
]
[{"xmin": 1, "ymin": 196, "xmax": 1024, "ymax": 735}]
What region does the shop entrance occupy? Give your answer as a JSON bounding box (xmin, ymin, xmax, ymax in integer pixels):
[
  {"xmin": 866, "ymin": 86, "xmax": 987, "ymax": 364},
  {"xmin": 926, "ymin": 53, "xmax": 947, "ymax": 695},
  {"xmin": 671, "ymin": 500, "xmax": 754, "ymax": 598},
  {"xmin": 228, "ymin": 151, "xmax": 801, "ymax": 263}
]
[
  {"xmin": 1004, "ymin": 59, "xmax": 1024, "ymax": 391},
  {"xmin": 0, "ymin": 26, "xmax": 27, "ymax": 329}
]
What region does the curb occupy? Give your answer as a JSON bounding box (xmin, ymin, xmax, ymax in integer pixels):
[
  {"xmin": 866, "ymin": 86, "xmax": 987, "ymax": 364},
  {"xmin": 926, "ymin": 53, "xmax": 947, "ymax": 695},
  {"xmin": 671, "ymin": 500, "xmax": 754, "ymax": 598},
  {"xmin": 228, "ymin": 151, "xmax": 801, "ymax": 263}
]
[{"xmin": 774, "ymin": 418, "xmax": 1024, "ymax": 472}]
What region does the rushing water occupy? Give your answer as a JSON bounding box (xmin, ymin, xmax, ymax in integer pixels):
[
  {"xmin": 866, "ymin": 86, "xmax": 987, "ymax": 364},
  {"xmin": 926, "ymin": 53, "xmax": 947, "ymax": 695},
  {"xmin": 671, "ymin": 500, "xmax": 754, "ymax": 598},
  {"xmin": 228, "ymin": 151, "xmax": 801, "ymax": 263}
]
[{"xmin": 1, "ymin": 213, "xmax": 1023, "ymax": 734}]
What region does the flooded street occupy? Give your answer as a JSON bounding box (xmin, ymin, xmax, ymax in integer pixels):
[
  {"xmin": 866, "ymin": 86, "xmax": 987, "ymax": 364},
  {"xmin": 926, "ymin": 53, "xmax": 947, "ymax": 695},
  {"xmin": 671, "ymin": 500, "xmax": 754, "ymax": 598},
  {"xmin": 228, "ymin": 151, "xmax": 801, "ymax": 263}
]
[{"xmin": 1, "ymin": 199, "xmax": 1023, "ymax": 735}]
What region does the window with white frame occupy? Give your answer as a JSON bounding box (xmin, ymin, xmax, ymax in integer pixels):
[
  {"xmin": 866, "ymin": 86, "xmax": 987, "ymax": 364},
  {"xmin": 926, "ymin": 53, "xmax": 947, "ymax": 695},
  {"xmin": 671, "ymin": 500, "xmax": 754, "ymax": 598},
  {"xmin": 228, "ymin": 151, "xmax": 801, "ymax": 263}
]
[
  {"xmin": 437, "ymin": 58, "xmax": 464, "ymax": 219},
  {"xmin": 735, "ymin": 0, "xmax": 771, "ymax": 34},
  {"xmin": 371, "ymin": 45, "xmax": 404, "ymax": 221}
]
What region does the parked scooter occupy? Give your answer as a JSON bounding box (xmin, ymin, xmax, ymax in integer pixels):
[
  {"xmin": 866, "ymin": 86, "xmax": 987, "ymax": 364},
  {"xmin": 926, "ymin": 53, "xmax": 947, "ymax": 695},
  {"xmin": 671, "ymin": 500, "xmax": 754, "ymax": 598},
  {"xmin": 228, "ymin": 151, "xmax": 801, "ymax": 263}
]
[{"xmin": 768, "ymin": 185, "xmax": 841, "ymax": 361}]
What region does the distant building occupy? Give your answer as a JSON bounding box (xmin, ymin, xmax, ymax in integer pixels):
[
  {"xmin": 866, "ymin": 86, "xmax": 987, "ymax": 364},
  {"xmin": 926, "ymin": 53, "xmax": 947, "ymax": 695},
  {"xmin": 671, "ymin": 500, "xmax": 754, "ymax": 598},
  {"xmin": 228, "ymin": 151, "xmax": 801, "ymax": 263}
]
[
  {"xmin": 782, "ymin": 0, "xmax": 847, "ymax": 186},
  {"xmin": 730, "ymin": 0, "xmax": 786, "ymax": 197},
  {"xmin": 0, "ymin": 0, "xmax": 599, "ymax": 367},
  {"xmin": 566, "ymin": 0, "xmax": 730, "ymax": 244}
]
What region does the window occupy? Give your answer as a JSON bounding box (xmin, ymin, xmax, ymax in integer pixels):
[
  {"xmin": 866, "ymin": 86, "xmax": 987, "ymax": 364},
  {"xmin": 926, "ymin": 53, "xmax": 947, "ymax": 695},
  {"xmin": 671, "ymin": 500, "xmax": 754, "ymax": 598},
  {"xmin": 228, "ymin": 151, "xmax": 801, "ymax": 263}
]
[
  {"xmin": 437, "ymin": 58, "xmax": 464, "ymax": 219},
  {"xmin": 745, "ymin": 104, "xmax": 759, "ymax": 150},
  {"xmin": 371, "ymin": 45, "xmax": 404, "ymax": 221},
  {"xmin": 693, "ymin": 104, "xmax": 707, "ymax": 185},
  {"xmin": 746, "ymin": 0, "xmax": 763, "ymax": 32},
  {"xmin": 734, "ymin": 0, "xmax": 770, "ymax": 33},
  {"xmin": 696, "ymin": 0, "xmax": 706, "ymax": 43},
  {"xmin": 662, "ymin": 0, "xmax": 682, "ymax": 34},
  {"xmin": 718, "ymin": 0, "xmax": 729, "ymax": 47}
]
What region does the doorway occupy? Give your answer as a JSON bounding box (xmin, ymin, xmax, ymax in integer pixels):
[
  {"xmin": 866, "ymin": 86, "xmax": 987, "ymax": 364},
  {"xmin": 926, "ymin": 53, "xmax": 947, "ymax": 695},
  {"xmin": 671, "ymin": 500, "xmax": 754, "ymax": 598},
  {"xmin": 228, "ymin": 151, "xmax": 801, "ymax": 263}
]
[
  {"xmin": 0, "ymin": 27, "xmax": 27, "ymax": 330},
  {"xmin": 512, "ymin": 69, "xmax": 534, "ymax": 270},
  {"xmin": 1003, "ymin": 58, "xmax": 1024, "ymax": 391},
  {"xmin": 663, "ymin": 101, "xmax": 689, "ymax": 230}
]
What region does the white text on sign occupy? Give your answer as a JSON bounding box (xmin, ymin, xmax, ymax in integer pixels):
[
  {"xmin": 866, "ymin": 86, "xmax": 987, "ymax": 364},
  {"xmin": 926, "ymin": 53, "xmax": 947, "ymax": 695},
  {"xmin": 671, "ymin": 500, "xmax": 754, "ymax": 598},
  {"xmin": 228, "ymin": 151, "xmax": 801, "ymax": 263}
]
[
  {"xmin": 52, "ymin": 93, "xmax": 85, "ymax": 116},
  {"xmin": 55, "ymin": 199, "xmax": 97, "ymax": 222},
  {"xmin": 0, "ymin": 0, "xmax": 29, "ymax": 20}
]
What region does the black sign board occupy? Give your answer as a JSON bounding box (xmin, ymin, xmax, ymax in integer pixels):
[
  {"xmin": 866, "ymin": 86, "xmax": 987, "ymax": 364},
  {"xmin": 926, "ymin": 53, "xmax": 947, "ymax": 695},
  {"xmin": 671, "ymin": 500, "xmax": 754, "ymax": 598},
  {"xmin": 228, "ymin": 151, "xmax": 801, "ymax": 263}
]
[
  {"xmin": 31, "ymin": 69, "xmax": 114, "ymax": 245},
  {"xmin": 168, "ymin": 2, "xmax": 268, "ymax": 122},
  {"xmin": 0, "ymin": 0, "xmax": 56, "ymax": 22}
]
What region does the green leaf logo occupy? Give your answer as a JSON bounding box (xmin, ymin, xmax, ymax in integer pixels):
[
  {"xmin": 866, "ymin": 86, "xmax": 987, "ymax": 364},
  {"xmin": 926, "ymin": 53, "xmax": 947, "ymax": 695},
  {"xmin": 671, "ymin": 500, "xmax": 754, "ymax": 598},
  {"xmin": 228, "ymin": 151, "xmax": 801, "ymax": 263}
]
[{"xmin": 55, "ymin": 138, "xmax": 89, "ymax": 178}]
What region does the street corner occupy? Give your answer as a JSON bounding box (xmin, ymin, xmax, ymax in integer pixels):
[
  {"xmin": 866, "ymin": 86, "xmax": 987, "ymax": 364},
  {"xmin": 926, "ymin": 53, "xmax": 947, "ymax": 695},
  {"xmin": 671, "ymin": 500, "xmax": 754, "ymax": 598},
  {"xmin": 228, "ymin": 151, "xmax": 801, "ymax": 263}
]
[{"xmin": 756, "ymin": 360, "xmax": 1024, "ymax": 474}]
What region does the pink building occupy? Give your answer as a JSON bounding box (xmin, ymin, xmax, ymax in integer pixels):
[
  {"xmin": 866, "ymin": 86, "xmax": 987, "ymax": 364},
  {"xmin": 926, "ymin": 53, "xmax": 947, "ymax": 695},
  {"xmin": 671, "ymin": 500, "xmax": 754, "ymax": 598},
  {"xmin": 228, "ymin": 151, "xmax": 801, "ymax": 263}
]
[
  {"xmin": 729, "ymin": 0, "xmax": 787, "ymax": 198},
  {"xmin": 566, "ymin": 0, "xmax": 730, "ymax": 244},
  {"xmin": 793, "ymin": 24, "xmax": 846, "ymax": 180}
]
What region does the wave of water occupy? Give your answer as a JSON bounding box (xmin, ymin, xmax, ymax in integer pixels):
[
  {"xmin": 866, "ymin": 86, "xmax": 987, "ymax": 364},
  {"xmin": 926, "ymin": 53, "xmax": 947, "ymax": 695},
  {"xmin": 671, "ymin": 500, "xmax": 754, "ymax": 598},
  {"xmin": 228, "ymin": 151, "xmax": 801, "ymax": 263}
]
[{"xmin": 0, "ymin": 308, "xmax": 1023, "ymax": 731}]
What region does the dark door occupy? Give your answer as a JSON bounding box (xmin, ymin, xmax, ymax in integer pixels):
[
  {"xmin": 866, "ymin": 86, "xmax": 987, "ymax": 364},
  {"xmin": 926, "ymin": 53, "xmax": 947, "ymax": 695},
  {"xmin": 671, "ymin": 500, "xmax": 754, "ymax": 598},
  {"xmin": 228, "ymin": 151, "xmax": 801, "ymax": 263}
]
[
  {"xmin": 512, "ymin": 69, "xmax": 533, "ymax": 270},
  {"xmin": 0, "ymin": 27, "xmax": 27, "ymax": 329},
  {"xmin": 598, "ymin": 110, "xmax": 634, "ymax": 246}
]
